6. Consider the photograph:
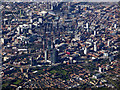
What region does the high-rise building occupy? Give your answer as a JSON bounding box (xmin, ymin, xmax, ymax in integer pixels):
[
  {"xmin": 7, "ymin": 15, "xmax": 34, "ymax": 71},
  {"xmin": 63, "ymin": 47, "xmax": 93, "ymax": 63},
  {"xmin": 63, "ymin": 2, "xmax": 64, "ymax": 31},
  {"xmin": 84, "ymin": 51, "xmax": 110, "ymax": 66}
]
[
  {"xmin": 109, "ymin": 55, "xmax": 114, "ymax": 62},
  {"xmin": 107, "ymin": 39, "xmax": 110, "ymax": 47},
  {"xmin": 99, "ymin": 67, "xmax": 104, "ymax": 73},
  {"xmin": 99, "ymin": 67, "xmax": 102, "ymax": 73},
  {"xmin": 114, "ymin": 24, "xmax": 117, "ymax": 28},
  {"xmin": 38, "ymin": 18, "xmax": 42, "ymax": 23},
  {"xmin": 48, "ymin": 40, "xmax": 51, "ymax": 50},
  {"xmin": 20, "ymin": 68, "xmax": 23, "ymax": 73},
  {"xmin": 51, "ymin": 3, "xmax": 53, "ymax": 10},
  {"xmin": 85, "ymin": 23, "xmax": 89, "ymax": 32},
  {"xmin": 86, "ymin": 23, "xmax": 89, "ymax": 29},
  {"xmin": 94, "ymin": 30, "xmax": 96, "ymax": 36},
  {"xmin": 50, "ymin": 49, "xmax": 58, "ymax": 64},
  {"xmin": 29, "ymin": 24, "xmax": 32, "ymax": 28},
  {"xmin": 1, "ymin": 38, "xmax": 4, "ymax": 44},
  {"xmin": 45, "ymin": 50, "xmax": 48, "ymax": 62},
  {"xmin": 20, "ymin": 9, "xmax": 22, "ymax": 16},
  {"xmin": 43, "ymin": 39, "xmax": 47, "ymax": 50},
  {"xmin": 17, "ymin": 26, "xmax": 21, "ymax": 34},
  {"xmin": 43, "ymin": 40, "xmax": 45, "ymax": 50},
  {"xmin": 30, "ymin": 19, "xmax": 33, "ymax": 23},
  {"xmin": 84, "ymin": 47, "xmax": 87, "ymax": 55},
  {"xmin": 104, "ymin": 53, "xmax": 108, "ymax": 57},
  {"xmin": 51, "ymin": 41, "xmax": 55, "ymax": 49},
  {"xmin": 78, "ymin": 6, "xmax": 81, "ymax": 13},
  {"xmin": 94, "ymin": 42, "xmax": 97, "ymax": 52},
  {"xmin": 29, "ymin": 29, "xmax": 33, "ymax": 34},
  {"xmin": 30, "ymin": 57, "xmax": 37, "ymax": 66},
  {"xmin": 106, "ymin": 65, "xmax": 109, "ymax": 70}
]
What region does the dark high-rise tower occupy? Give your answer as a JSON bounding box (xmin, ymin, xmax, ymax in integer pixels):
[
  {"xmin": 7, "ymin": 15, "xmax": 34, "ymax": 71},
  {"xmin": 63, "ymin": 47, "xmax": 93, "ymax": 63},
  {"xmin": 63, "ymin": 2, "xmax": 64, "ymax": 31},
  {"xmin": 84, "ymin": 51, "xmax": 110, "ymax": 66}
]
[
  {"xmin": 50, "ymin": 49, "xmax": 58, "ymax": 64},
  {"xmin": 30, "ymin": 57, "xmax": 37, "ymax": 66},
  {"xmin": 48, "ymin": 40, "xmax": 51, "ymax": 50},
  {"xmin": 51, "ymin": 41, "xmax": 55, "ymax": 49},
  {"xmin": 78, "ymin": 6, "xmax": 81, "ymax": 13}
]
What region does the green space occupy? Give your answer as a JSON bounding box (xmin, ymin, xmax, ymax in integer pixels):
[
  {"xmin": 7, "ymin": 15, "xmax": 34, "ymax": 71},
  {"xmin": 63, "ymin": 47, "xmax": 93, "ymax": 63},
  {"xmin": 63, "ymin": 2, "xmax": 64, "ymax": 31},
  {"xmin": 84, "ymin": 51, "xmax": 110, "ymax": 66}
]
[{"xmin": 13, "ymin": 79, "xmax": 22, "ymax": 85}]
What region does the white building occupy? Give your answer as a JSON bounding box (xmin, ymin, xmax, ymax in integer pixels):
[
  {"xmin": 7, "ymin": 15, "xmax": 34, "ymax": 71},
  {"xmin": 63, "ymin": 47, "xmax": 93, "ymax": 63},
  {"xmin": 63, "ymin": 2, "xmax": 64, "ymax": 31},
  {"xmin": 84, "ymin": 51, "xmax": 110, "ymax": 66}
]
[
  {"xmin": 94, "ymin": 42, "xmax": 97, "ymax": 52},
  {"xmin": 84, "ymin": 47, "xmax": 87, "ymax": 55},
  {"xmin": 114, "ymin": 24, "xmax": 117, "ymax": 28},
  {"xmin": 99, "ymin": 67, "xmax": 102, "ymax": 73},
  {"xmin": 1, "ymin": 38, "xmax": 4, "ymax": 43},
  {"xmin": 45, "ymin": 50, "xmax": 48, "ymax": 61},
  {"xmin": 38, "ymin": 18, "xmax": 42, "ymax": 23},
  {"xmin": 94, "ymin": 30, "xmax": 96, "ymax": 36},
  {"xmin": 86, "ymin": 23, "xmax": 89, "ymax": 29},
  {"xmin": 107, "ymin": 40, "xmax": 110, "ymax": 46}
]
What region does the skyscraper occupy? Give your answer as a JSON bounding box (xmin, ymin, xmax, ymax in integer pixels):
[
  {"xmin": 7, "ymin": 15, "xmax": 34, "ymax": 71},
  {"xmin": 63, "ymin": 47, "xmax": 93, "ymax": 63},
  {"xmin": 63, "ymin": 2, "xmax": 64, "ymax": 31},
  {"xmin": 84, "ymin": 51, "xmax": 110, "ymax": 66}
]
[
  {"xmin": 99, "ymin": 67, "xmax": 102, "ymax": 73},
  {"xmin": 43, "ymin": 38, "xmax": 47, "ymax": 50},
  {"xmin": 86, "ymin": 23, "xmax": 89, "ymax": 29},
  {"xmin": 30, "ymin": 57, "xmax": 37, "ymax": 66},
  {"xmin": 51, "ymin": 41, "xmax": 55, "ymax": 49},
  {"xmin": 86, "ymin": 23, "xmax": 89, "ymax": 32},
  {"xmin": 84, "ymin": 47, "xmax": 87, "ymax": 55},
  {"xmin": 94, "ymin": 30, "xmax": 96, "ymax": 36},
  {"xmin": 78, "ymin": 6, "xmax": 81, "ymax": 13},
  {"xmin": 45, "ymin": 50, "xmax": 48, "ymax": 62},
  {"xmin": 107, "ymin": 39, "xmax": 110, "ymax": 47},
  {"xmin": 114, "ymin": 24, "xmax": 117, "ymax": 28},
  {"xmin": 50, "ymin": 49, "xmax": 58, "ymax": 64},
  {"xmin": 94, "ymin": 42, "xmax": 97, "ymax": 52},
  {"xmin": 48, "ymin": 40, "xmax": 51, "ymax": 50}
]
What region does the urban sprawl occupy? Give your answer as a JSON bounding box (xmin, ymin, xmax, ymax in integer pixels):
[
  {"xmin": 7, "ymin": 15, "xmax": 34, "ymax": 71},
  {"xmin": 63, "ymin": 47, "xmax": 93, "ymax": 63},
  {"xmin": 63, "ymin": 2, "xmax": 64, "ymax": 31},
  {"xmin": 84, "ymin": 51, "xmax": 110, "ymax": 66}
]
[{"xmin": 1, "ymin": 2, "xmax": 120, "ymax": 89}]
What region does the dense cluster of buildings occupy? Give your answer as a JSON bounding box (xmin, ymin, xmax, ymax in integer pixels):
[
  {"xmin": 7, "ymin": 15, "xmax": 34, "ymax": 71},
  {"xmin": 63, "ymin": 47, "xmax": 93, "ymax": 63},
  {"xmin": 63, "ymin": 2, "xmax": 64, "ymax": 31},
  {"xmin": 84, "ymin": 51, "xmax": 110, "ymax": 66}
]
[{"xmin": 1, "ymin": 2, "xmax": 120, "ymax": 89}]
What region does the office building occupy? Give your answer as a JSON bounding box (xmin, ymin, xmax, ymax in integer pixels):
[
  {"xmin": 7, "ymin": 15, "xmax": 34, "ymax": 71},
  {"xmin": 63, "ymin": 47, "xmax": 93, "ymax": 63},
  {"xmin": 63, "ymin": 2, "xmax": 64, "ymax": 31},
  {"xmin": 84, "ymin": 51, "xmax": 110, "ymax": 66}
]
[
  {"xmin": 45, "ymin": 50, "xmax": 48, "ymax": 62},
  {"xmin": 84, "ymin": 47, "xmax": 87, "ymax": 55},
  {"xmin": 48, "ymin": 40, "xmax": 51, "ymax": 50},
  {"xmin": 94, "ymin": 30, "xmax": 96, "ymax": 36},
  {"xmin": 30, "ymin": 57, "xmax": 37, "ymax": 66},
  {"xmin": 94, "ymin": 42, "xmax": 97, "ymax": 52},
  {"xmin": 107, "ymin": 40, "xmax": 110, "ymax": 47},
  {"xmin": 50, "ymin": 49, "xmax": 58, "ymax": 64}
]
